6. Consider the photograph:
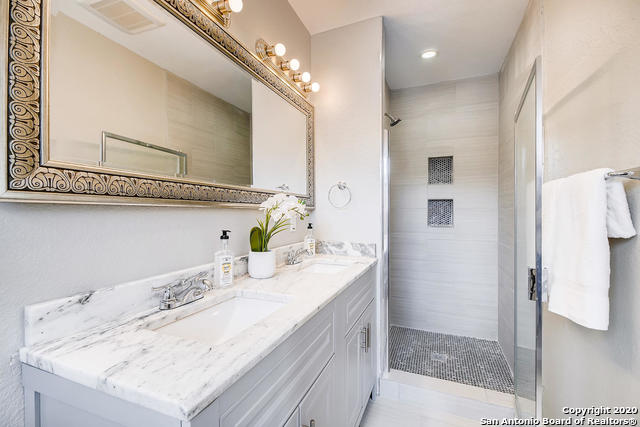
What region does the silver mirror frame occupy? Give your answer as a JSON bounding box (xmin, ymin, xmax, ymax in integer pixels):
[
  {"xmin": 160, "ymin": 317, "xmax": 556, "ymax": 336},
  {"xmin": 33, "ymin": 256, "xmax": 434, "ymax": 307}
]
[{"xmin": 0, "ymin": 0, "xmax": 315, "ymax": 207}]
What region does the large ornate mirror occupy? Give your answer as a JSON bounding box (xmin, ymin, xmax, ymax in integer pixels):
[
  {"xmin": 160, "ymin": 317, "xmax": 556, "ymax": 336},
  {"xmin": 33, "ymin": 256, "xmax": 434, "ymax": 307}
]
[{"xmin": 2, "ymin": 0, "xmax": 314, "ymax": 207}]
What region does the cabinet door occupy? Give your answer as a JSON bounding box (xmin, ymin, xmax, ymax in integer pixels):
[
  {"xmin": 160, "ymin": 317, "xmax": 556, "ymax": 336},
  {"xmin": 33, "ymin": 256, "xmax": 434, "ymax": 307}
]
[
  {"xmin": 283, "ymin": 407, "xmax": 299, "ymax": 427},
  {"xmin": 345, "ymin": 324, "xmax": 362, "ymax": 427},
  {"xmin": 299, "ymin": 357, "xmax": 335, "ymax": 427},
  {"xmin": 359, "ymin": 303, "xmax": 376, "ymax": 408}
]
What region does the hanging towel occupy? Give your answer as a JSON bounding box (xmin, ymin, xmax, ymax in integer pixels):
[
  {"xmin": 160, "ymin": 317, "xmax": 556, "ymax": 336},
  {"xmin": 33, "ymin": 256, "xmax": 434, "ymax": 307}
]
[
  {"xmin": 606, "ymin": 178, "xmax": 636, "ymax": 238},
  {"xmin": 542, "ymin": 168, "xmax": 635, "ymax": 330}
]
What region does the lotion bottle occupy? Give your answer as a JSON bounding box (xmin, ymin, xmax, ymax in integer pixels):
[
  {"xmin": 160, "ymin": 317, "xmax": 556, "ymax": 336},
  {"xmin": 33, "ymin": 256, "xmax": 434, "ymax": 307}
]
[
  {"xmin": 304, "ymin": 223, "xmax": 316, "ymax": 256},
  {"xmin": 215, "ymin": 230, "xmax": 234, "ymax": 288}
]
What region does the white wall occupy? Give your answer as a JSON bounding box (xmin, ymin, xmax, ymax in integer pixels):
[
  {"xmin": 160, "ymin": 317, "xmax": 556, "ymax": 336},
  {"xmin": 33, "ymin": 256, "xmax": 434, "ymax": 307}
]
[
  {"xmin": 0, "ymin": 1, "xmax": 310, "ymax": 425},
  {"xmin": 540, "ymin": 0, "xmax": 640, "ymax": 415},
  {"xmin": 310, "ymin": 16, "xmax": 384, "ymax": 380},
  {"xmin": 311, "ymin": 18, "xmax": 384, "ymax": 245},
  {"xmin": 389, "ymin": 75, "xmax": 500, "ymax": 340},
  {"xmin": 500, "ymin": 0, "xmax": 640, "ymax": 414}
]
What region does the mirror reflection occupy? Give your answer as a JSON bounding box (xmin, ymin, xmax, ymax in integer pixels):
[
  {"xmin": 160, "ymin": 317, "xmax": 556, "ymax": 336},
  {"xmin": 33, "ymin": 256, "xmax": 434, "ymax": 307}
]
[{"xmin": 48, "ymin": 0, "xmax": 308, "ymax": 194}]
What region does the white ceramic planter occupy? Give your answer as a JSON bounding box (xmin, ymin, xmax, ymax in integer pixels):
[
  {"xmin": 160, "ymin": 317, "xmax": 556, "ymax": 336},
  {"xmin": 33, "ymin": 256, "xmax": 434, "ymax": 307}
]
[{"xmin": 248, "ymin": 250, "xmax": 276, "ymax": 279}]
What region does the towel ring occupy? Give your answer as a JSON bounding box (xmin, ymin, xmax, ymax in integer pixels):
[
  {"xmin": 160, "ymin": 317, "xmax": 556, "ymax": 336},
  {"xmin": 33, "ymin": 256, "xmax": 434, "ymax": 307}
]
[{"xmin": 328, "ymin": 181, "xmax": 352, "ymax": 208}]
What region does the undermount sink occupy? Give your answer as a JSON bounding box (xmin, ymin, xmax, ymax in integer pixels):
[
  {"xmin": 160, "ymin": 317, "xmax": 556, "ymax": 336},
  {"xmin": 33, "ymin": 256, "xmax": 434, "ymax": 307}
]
[
  {"xmin": 302, "ymin": 260, "xmax": 353, "ymax": 274},
  {"xmin": 153, "ymin": 294, "xmax": 287, "ymax": 345}
]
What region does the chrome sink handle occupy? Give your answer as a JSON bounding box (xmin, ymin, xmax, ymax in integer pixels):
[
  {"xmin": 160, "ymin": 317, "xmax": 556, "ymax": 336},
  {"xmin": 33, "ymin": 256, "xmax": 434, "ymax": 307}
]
[
  {"xmin": 201, "ymin": 279, "xmax": 213, "ymax": 291},
  {"xmin": 152, "ymin": 271, "xmax": 212, "ymax": 310},
  {"xmin": 192, "ymin": 271, "xmax": 213, "ymax": 291},
  {"xmin": 152, "ymin": 285, "xmax": 177, "ymax": 309},
  {"xmin": 287, "ymin": 248, "xmax": 311, "ymax": 265}
]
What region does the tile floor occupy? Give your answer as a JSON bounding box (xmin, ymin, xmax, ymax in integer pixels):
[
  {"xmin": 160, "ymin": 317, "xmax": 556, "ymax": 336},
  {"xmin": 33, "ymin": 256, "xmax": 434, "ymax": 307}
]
[
  {"xmin": 389, "ymin": 326, "xmax": 514, "ymax": 394},
  {"xmin": 360, "ymin": 396, "xmax": 479, "ymax": 427},
  {"xmin": 361, "ymin": 370, "xmax": 515, "ymax": 426}
]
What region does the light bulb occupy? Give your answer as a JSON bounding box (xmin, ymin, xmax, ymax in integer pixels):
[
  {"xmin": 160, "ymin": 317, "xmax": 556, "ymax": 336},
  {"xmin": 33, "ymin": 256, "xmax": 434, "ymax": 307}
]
[
  {"xmin": 289, "ymin": 58, "xmax": 300, "ymax": 71},
  {"xmin": 274, "ymin": 43, "xmax": 286, "ymax": 57},
  {"xmin": 228, "ymin": 0, "xmax": 243, "ymax": 12},
  {"xmin": 311, "ymin": 82, "xmax": 320, "ymax": 92},
  {"xmin": 301, "ymin": 72, "xmax": 311, "ymax": 83},
  {"xmin": 421, "ymin": 49, "xmax": 438, "ymax": 59},
  {"xmin": 213, "ymin": 0, "xmax": 242, "ymax": 13}
]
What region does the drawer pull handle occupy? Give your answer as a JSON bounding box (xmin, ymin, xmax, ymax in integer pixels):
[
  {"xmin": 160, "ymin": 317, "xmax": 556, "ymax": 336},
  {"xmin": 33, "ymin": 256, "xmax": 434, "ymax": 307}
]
[
  {"xmin": 303, "ymin": 420, "xmax": 316, "ymax": 427},
  {"xmin": 360, "ymin": 324, "xmax": 371, "ymax": 352}
]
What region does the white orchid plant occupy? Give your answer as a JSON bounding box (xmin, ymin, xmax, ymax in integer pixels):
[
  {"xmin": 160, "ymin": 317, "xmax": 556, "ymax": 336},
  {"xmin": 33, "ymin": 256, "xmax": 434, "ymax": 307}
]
[{"xmin": 250, "ymin": 193, "xmax": 308, "ymax": 252}]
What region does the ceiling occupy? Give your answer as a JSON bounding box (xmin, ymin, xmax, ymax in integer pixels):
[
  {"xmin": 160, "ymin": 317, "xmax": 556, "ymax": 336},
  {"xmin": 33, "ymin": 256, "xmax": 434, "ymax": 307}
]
[{"xmin": 288, "ymin": 0, "xmax": 529, "ymax": 89}]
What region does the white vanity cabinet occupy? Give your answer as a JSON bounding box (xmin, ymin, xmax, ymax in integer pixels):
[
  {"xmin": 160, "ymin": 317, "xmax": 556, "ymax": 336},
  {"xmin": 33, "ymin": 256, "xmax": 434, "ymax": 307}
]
[
  {"xmin": 284, "ymin": 409, "xmax": 299, "ymax": 427},
  {"xmin": 345, "ymin": 320, "xmax": 364, "ymax": 427},
  {"xmin": 344, "ymin": 302, "xmax": 375, "ymax": 427},
  {"xmin": 298, "ymin": 356, "xmax": 336, "ymax": 427},
  {"xmin": 335, "ymin": 266, "xmax": 377, "ymax": 427},
  {"xmin": 216, "ymin": 300, "xmax": 335, "ymax": 427},
  {"xmin": 359, "ymin": 303, "xmax": 376, "ymax": 415},
  {"xmin": 22, "ymin": 263, "xmax": 376, "ymax": 427}
]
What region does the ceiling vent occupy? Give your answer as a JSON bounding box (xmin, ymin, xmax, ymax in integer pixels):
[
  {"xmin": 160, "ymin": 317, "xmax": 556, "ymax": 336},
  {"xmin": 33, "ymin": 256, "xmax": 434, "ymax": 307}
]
[{"xmin": 79, "ymin": 0, "xmax": 166, "ymax": 34}]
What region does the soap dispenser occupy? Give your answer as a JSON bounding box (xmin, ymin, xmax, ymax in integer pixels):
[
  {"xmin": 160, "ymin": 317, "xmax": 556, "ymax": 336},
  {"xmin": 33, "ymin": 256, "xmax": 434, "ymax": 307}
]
[
  {"xmin": 215, "ymin": 230, "xmax": 234, "ymax": 288},
  {"xmin": 304, "ymin": 223, "xmax": 316, "ymax": 256}
]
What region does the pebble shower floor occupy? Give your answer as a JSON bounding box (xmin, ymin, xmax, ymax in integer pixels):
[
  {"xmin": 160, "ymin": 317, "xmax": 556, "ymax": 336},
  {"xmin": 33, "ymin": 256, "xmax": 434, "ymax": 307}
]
[{"xmin": 389, "ymin": 326, "xmax": 514, "ymax": 394}]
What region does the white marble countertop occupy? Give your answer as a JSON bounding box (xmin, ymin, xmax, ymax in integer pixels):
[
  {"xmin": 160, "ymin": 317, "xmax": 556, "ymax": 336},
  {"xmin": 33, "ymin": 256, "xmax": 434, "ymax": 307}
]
[{"xmin": 20, "ymin": 254, "xmax": 376, "ymax": 421}]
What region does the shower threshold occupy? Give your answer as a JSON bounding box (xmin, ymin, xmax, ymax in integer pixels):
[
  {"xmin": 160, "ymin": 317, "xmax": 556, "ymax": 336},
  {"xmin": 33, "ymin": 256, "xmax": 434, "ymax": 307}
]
[{"xmin": 389, "ymin": 326, "xmax": 514, "ymax": 394}]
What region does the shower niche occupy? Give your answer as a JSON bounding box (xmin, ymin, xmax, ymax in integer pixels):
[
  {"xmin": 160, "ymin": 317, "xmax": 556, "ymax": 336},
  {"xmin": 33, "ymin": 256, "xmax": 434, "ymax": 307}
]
[
  {"xmin": 428, "ymin": 155, "xmax": 454, "ymax": 184},
  {"xmin": 427, "ymin": 199, "xmax": 454, "ymax": 227},
  {"xmin": 427, "ymin": 155, "xmax": 454, "ymax": 228}
]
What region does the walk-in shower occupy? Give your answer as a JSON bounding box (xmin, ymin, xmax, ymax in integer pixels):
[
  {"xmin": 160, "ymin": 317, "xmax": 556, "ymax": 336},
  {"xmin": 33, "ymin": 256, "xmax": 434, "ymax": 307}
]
[{"xmin": 384, "ymin": 69, "xmax": 543, "ymax": 417}]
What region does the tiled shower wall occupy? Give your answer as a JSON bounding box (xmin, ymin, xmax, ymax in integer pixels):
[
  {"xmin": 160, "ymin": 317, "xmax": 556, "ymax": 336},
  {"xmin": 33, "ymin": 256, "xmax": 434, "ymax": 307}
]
[{"xmin": 388, "ymin": 74, "xmax": 499, "ymax": 340}]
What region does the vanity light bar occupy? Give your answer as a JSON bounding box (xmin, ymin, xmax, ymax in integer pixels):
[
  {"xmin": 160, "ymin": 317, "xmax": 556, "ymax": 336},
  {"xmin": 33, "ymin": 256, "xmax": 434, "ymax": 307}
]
[
  {"xmin": 193, "ymin": 0, "xmax": 243, "ymax": 27},
  {"xmin": 212, "ymin": 0, "xmax": 243, "ymax": 14},
  {"xmin": 279, "ymin": 58, "xmax": 300, "ymax": 72},
  {"xmin": 265, "ymin": 43, "xmax": 286, "ymax": 57},
  {"xmin": 303, "ymin": 82, "xmax": 320, "ymax": 93},
  {"xmin": 255, "ymin": 38, "xmax": 319, "ymax": 96}
]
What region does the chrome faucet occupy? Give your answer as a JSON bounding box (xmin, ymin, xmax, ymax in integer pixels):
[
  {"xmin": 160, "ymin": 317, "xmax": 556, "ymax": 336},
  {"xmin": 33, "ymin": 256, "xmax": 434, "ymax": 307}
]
[
  {"xmin": 152, "ymin": 272, "xmax": 212, "ymax": 310},
  {"xmin": 287, "ymin": 248, "xmax": 311, "ymax": 265}
]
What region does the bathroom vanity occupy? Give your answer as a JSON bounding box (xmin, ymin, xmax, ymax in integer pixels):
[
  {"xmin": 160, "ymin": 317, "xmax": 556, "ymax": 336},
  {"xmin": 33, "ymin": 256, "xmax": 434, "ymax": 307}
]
[{"xmin": 20, "ymin": 254, "xmax": 377, "ymax": 427}]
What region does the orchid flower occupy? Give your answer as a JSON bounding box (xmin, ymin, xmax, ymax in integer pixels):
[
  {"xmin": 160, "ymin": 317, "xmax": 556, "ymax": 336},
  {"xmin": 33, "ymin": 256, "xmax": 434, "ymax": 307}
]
[{"xmin": 252, "ymin": 193, "xmax": 308, "ymax": 252}]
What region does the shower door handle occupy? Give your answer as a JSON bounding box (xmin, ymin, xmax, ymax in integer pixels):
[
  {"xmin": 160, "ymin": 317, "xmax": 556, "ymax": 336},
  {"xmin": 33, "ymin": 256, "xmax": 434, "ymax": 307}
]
[{"xmin": 528, "ymin": 267, "xmax": 537, "ymax": 301}]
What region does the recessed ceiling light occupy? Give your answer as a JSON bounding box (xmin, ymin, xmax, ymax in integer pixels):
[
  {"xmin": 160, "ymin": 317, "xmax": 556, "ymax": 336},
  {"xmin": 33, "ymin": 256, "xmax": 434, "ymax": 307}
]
[{"xmin": 421, "ymin": 50, "xmax": 438, "ymax": 59}]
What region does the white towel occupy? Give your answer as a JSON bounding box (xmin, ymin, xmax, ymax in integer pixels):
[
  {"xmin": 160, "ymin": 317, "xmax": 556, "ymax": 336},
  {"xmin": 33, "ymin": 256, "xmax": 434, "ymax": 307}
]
[
  {"xmin": 542, "ymin": 168, "xmax": 635, "ymax": 330},
  {"xmin": 606, "ymin": 178, "xmax": 636, "ymax": 238}
]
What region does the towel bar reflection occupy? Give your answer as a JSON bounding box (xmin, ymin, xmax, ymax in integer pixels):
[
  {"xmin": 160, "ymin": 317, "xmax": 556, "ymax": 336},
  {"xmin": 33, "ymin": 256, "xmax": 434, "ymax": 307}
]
[{"xmin": 606, "ymin": 168, "xmax": 640, "ymax": 180}]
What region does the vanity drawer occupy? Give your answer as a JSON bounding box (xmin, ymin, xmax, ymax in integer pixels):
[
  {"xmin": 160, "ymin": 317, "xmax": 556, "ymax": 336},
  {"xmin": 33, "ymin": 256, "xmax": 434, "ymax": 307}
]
[
  {"xmin": 218, "ymin": 302, "xmax": 334, "ymax": 427},
  {"xmin": 343, "ymin": 266, "xmax": 375, "ymax": 336}
]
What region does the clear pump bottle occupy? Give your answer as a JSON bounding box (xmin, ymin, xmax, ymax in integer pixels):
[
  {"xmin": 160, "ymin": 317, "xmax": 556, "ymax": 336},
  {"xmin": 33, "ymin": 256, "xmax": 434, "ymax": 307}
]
[
  {"xmin": 214, "ymin": 230, "xmax": 234, "ymax": 288},
  {"xmin": 304, "ymin": 223, "xmax": 316, "ymax": 256}
]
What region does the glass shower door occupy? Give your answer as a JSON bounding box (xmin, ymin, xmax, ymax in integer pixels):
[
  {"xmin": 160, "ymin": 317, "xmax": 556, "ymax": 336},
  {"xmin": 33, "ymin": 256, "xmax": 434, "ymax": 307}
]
[{"xmin": 513, "ymin": 57, "xmax": 542, "ymax": 419}]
